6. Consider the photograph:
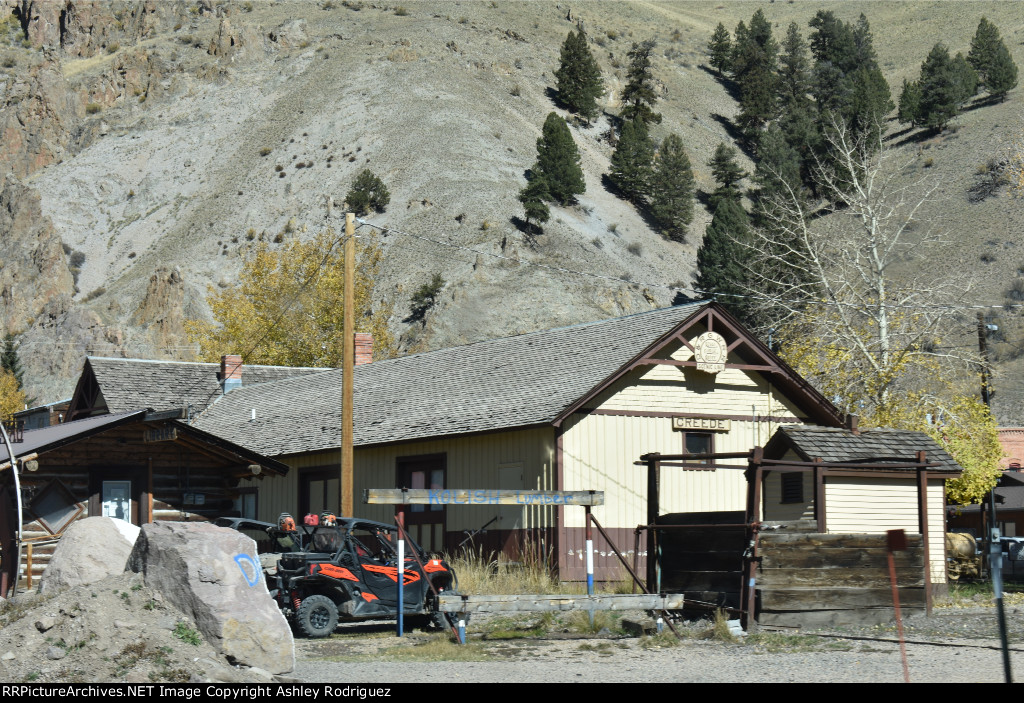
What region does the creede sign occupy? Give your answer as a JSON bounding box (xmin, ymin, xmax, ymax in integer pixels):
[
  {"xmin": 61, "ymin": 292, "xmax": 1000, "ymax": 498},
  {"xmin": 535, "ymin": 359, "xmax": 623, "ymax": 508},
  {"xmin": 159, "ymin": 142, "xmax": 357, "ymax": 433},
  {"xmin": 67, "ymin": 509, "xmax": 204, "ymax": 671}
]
[{"xmin": 672, "ymin": 416, "xmax": 731, "ymax": 432}]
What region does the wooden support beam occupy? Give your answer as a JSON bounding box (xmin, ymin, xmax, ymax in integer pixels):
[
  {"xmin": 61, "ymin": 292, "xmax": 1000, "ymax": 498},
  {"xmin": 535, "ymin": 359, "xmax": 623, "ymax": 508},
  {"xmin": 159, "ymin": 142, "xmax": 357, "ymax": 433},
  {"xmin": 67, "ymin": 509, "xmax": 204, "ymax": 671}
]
[
  {"xmin": 364, "ymin": 488, "xmax": 604, "ymax": 506},
  {"xmin": 435, "ymin": 593, "xmax": 689, "ymax": 613}
]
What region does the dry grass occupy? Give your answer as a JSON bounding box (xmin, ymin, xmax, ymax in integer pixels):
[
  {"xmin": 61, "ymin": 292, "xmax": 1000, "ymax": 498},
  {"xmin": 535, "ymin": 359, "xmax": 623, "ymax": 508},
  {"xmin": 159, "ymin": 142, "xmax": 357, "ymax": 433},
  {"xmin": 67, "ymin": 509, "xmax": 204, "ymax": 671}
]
[{"xmin": 447, "ymin": 545, "xmax": 635, "ymax": 596}]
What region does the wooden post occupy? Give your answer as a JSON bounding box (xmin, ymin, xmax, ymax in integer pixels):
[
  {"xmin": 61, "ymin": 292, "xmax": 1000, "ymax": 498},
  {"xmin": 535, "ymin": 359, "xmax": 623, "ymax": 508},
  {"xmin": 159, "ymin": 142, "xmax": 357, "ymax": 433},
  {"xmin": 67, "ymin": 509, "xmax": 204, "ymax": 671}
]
[
  {"xmin": 814, "ymin": 457, "xmax": 825, "ymax": 532},
  {"xmin": 25, "ymin": 543, "xmax": 32, "ymax": 590},
  {"xmin": 646, "ymin": 454, "xmax": 661, "ymax": 592},
  {"xmin": 341, "ymin": 214, "xmax": 355, "ymax": 518},
  {"xmin": 916, "ymin": 451, "xmax": 932, "ymax": 615}
]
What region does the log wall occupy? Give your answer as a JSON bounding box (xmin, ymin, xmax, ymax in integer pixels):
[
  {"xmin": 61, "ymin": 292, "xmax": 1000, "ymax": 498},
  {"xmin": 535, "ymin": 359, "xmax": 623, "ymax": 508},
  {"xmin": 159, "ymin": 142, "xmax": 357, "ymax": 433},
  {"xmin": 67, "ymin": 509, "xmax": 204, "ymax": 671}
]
[{"xmin": 757, "ymin": 532, "xmax": 926, "ymax": 627}]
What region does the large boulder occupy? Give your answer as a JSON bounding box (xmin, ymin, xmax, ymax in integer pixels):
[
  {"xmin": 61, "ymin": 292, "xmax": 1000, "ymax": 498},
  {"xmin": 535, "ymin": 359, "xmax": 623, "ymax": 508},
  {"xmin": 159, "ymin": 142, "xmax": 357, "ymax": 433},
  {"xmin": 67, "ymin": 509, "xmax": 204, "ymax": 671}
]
[
  {"xmin": 39, "ymin": 517, "xmax": 139, "ymax": 594},
  {"xmin": 127, "ymin": 521, "xmax": 294, "ymax": 674}
]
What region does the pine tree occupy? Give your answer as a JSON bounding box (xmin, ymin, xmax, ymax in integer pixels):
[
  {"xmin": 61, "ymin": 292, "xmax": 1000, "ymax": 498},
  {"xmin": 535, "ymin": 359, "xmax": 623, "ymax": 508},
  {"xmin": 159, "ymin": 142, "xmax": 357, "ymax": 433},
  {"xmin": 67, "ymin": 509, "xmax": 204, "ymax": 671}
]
[
  {"xmin": 707, "ymin": 142, "xmax": 747, "ymax": 212},
  {"xmin": 554, "ymin": 29, "xmax": 604, "ymax": 122},
  {"xmin": 620, "ymin": 40, "xmax": 662, "ymax": 125},
  {"xmin": 533, "ymin": 112, "xmax": 585, "ymax": 205},
  {"xmin": 897, "ymin": 79, "xmax": 923, "ymax": 127},
  {"xmin": 732, "ymin": 9, "xmax": 778, "ymax": 139},
  {"xmin": 649, "ymin": 133, "xmax": 695, "ymax": 243},
  {"xmin": 695, "ymin": 197, "xmax": 753, "ymax": 323},
  {"xmin": 609, "ymin": 118, "xmax": 654, "ymax": 203},
  {"xmin": 707, "ymin": 22, "xmax": 732, "ymax": 76},
  {"xmin": 518, "ymin": 177, "xmax": 551, "ymax": 233},
  {"xmin": 0, "ymin": 334, "xmax": 23, "ymax": 390},
  {"xmin": 969, "ymin": 18, "xmax": 1018, "ymax": 101},
  {"xmin": 918, "ymin": 44, "xmax": 967, "ymax": 131},
  {"xmin": 987, "ymin": 41, "xmax": 1019, "ymax": 101},
  {"xmin": 345, "ymin": 170, "xmax": 390, "ymax": 216}
]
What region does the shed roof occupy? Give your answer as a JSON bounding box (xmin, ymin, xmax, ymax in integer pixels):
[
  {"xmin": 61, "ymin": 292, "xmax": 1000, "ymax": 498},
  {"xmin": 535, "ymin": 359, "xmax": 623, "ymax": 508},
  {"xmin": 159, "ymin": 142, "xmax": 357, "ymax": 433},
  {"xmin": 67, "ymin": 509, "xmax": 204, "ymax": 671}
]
[
  {"xmin": 0, "ymin": 408, "xmax": 289, "ymax": 475},
  {"xmin": 70, "ymin": 357, "xmax": 324, "ymax": 418},
  {"xmin": 766, "ymin": 426, "xmax": 962, "ymax": 473}
]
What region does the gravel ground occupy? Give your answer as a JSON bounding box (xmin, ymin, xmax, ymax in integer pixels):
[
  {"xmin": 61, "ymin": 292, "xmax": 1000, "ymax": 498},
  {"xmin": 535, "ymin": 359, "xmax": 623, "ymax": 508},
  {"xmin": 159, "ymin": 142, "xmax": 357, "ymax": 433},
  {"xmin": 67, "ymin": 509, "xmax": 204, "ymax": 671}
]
[{"xmin": 292, "ymin": 606, "xmax": 1024, "ymax": 684}]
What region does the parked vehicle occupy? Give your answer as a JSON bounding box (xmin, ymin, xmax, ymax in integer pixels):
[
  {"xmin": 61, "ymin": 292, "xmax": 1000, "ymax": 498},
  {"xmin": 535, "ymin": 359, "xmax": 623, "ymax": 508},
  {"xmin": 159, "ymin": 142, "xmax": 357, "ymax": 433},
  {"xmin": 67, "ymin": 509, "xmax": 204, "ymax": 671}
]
[{"xmin": 218, "ymin": 514, "xmax": 459, "ymax": 637}]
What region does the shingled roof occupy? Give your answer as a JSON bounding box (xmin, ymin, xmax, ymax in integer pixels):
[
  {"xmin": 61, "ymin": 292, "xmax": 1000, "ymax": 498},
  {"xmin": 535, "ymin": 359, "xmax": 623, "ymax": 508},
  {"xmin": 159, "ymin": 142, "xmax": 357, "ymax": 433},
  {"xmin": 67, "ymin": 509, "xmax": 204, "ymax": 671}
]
[
  {"xmin": 193, "ymin": 303, "xmax": 711, "ymax": 455},
  {"xmin": 766, "ymin": 426, "xmax": 963, "ymax": 473},
  {"xmin": 69, "ymin": 357, "xmax": 325, "ymax": 418}
]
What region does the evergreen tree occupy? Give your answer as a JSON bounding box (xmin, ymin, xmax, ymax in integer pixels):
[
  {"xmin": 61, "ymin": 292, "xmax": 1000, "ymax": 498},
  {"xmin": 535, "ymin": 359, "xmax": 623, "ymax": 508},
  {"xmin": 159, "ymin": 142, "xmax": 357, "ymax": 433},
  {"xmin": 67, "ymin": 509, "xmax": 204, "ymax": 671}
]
[
  {"xmin": 649, "ymin": 133, "xmax": 695, "ymax": 243},
  {"xmin": 707, "ymin": 23, "xmax": 732, "ymax": 76},
  {"xmin": 345, "ymin": 170, "xmax": 390, "ymax": 216},
  {"xmin": 620, "ymin": 40, "xmax": 662, "ymax": 125},
  {"xmin": 695, "ymin": 197, "xmax": 753, "ymax": 323},
  {"xmin": 707, "ymin": 142, "xmax": 747, "ymax": 212},
  {"xmin": 609, "ymin": 118, "xmax": 654, "ymax": 203},
  {"xmin": 951, "ymin": 52, "xmax": 979, "ymax": 103},
  {"xmin": 849, "ymin": 65, "xmax": 894, "ymax": 140},
  {"xmin": 750, "ymin": 125, "xmax": 802, "ymax": 221},
  {"xmin": 968, "ymin": 19, "xmax": 1018, "ymax": 100},
  {"xmin": 554, "ymin": 29, "xmax": 604, "ymax": 122},
  {"xmin": 897, "ymin": 79, "xmax": 923, "ymax": 127},
  {"xmin": 533, "ymin": 112, "xmax": 585, "ymax": 205},
  {"xmin": 732, "ymin": 9, "xmax": 778, "ymax": 139},
  {"xmin": 0, "ymin": 334, "xmax": 23, "ymax": 390},
  {"xmin": 777, "ymin": 22, "xmax": 818, "ymax": 187},
  {"xmin": 987, "ymin": 41, "xmax": 1019, "ymax": 101},
  {"xmin": 918, "ymin": 44, "xmax": 968, "ymax": 131},
  {"xmin": 518, "ymin": 177, "xmax": 551, "ymax": 232}
]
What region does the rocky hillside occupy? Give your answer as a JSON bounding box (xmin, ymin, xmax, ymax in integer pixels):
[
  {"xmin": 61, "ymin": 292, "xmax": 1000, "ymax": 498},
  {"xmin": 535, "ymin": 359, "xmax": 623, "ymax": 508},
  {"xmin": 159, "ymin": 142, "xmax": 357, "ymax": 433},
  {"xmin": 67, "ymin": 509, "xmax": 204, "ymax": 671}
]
[{"xmin": 1, "ymin": 1, "xmax": 1023, "ymax": 420}]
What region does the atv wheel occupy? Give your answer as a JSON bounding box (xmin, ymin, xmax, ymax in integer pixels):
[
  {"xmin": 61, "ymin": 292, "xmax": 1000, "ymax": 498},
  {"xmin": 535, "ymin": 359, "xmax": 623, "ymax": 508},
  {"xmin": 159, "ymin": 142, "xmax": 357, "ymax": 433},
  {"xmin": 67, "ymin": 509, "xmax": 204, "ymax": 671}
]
[{"xmin": 295, "ymin": 595, "xmax": 338, "ymax": 638}]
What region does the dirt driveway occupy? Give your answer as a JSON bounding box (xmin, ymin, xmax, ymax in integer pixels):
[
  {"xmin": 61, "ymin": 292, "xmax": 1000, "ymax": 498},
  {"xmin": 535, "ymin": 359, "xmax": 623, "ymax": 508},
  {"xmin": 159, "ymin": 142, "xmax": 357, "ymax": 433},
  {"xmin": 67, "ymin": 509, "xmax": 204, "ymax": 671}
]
[{"xmin": 292, "ymin": 607, "xmax": 1024, "ymax": 684}]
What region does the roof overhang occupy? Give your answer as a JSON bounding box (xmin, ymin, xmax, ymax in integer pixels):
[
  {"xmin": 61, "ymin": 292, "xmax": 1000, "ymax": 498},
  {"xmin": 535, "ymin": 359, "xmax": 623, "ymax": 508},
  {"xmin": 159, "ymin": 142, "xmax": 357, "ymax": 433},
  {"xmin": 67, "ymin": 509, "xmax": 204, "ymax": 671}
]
[{"xmin": 552, "ymin": 302, "xmax": 844, "ymax": 427}]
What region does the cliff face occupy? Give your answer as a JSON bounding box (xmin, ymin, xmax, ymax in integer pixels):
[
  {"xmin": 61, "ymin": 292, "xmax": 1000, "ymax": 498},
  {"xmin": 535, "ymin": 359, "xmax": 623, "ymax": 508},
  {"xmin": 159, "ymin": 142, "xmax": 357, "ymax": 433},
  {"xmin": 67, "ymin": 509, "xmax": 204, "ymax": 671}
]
[{"xmin": 0, "ymin": 178, "xmax": 75, "ymax": 336}]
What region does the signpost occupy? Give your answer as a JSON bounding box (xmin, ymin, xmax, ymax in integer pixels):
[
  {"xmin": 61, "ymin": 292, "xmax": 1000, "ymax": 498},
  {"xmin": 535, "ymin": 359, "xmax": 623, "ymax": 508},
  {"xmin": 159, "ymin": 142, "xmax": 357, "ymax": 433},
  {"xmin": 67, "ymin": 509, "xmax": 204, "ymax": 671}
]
[{"xmin": 366, "ymin": 488, "xmax": 605, "ymax": 641}]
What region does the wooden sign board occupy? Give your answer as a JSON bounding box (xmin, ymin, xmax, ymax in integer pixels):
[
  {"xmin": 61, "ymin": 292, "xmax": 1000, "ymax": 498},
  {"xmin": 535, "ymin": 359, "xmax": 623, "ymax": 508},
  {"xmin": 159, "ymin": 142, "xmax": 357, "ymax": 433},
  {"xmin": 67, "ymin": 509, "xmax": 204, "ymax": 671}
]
[
  {"xmin": 672, "ymin": 416, "xmax": 731, "ymax": 432},
  {"xmin": 143, "ymin": 426, "xmax": 178, "ymax": 443},
  {"xmin": 364, "ymin": 488, "xmax": 604, "ymax": 506}
]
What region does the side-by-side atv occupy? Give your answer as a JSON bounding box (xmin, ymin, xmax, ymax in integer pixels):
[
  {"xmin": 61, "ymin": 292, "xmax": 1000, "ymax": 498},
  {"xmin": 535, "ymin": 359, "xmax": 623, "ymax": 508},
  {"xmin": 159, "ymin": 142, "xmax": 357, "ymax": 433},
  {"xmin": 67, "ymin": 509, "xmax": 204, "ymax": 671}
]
[{"xmin": 219, "ymin": 516, "xmax": 460, "ymax": 637}]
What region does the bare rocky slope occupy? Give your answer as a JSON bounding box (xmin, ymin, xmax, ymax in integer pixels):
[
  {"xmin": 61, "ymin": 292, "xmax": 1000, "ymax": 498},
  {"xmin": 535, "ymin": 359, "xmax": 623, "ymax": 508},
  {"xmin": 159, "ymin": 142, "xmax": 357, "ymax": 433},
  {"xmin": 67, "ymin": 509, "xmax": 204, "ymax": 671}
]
[{"xmin": 1, "ymin": 1, "xmax": 1023, "ymax": 420}]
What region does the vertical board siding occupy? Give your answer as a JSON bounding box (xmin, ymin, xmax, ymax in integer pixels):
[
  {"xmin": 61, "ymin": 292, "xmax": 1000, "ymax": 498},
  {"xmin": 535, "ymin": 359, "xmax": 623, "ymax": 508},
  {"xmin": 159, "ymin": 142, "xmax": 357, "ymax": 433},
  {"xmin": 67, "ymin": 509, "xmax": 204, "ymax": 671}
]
[
  {"xmin": 561, "ymin": 413, "xmax": 777, "ymax": 529},
  {"xmin": 249, "ymin": 427, "xmax": 555, "ymax": 538},
  {"xmin": 928, "ymin": 479, "xmax": 947, "ymax": 584}
]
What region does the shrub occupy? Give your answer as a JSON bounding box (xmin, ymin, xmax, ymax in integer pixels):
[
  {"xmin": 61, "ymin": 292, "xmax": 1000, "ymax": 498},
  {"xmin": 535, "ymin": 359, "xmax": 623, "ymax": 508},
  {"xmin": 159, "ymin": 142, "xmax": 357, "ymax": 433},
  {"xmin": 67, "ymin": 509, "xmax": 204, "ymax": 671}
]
[
  {"xmin": 627, "ymin": 242, "xmax": 642, "ymax": 256},
  {"xmin": 106, "ymin": 42, "xmax": 119, "ymax": 54},
  {"xmin": 173, "ymin": 621, "xmax": 201, "ymax": 646},
  {"xmin": 259, "ymin": 147, "xmax": 272, "ymax": 156},
  {"xmin": 409, "ymin": 273, "xmax": 444, "ymax": 322},
  {"xmin": 86, "ymin": 103, "xmax": 102, "ymax": 114},
  {"xmin": 395, "ymin": 6, "xmax": 409, "ymax": 16},
  {"xmin": 345, "ymin": 170, "xmax": 390, "ymax": 216}
]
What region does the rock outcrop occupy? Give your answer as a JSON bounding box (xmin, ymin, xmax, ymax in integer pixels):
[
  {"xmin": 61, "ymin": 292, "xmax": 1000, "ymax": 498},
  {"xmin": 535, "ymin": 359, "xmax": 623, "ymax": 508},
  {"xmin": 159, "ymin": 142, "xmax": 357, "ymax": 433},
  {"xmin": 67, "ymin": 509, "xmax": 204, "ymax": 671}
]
[
  {"xmin": 133, "ymin": 266, "xmax": 186, "ymax": 351},
  {"xmin": 0, "ymin": 179, "xmax": 75, "ymax": 335},
  {"xmin": 127, "ymin": 521, "xmax": 294, "ymax": 674},
  {"xmin": 38, "ymin": 516, "xmax": 140, "ymax": 594}
]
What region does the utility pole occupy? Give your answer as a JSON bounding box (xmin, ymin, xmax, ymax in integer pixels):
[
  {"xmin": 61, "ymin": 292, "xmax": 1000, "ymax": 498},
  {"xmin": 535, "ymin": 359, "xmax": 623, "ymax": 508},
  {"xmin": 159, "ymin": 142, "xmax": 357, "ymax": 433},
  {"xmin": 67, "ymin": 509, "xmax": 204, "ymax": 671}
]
[
  {"xmin": 341, "ymin": 214, "xmax": 355, "ymax": 518},
  {"xmin": 977, "ymin": 311, "xmax": 1011, "ymax": 683}
]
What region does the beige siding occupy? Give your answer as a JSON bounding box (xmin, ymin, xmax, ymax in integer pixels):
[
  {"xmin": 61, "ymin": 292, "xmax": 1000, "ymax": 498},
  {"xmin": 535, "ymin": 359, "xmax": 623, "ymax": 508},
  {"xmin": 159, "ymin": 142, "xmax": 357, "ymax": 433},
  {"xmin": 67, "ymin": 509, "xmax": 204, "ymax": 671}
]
[
  {"xmin": 562, "ymin": 413, "xmax": 779, "ymax": 529},
  {"xmin": 825, "ymin": 476, "xmax": 948, "ymax": 584},
  {"xmin": 245, "ymin": 427, "xmax": 555, "ymax": 533},
  {"xmin": 589, "ymin": 337, "xmax": 808, "ymax": 422},
  {"xmin": 762, "ymin": 449, "xmax": 815, "ymax": 522}
]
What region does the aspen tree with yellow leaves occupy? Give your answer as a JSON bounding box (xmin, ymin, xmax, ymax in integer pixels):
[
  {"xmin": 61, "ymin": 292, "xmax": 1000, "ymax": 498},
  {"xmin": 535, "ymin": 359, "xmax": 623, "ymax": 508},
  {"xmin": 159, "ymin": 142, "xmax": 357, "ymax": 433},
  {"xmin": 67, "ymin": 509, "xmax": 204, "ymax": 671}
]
[
  {"xmin": 0, "ymin": 369, "xmax": 26, "ymax": 422},
  {"xmin": 186, "ymin": 229, "xmax": 394, "ymax": 367},
  {"xmin": 744, "ymin": 119, "xmax": 1000, "ymax": 504}
]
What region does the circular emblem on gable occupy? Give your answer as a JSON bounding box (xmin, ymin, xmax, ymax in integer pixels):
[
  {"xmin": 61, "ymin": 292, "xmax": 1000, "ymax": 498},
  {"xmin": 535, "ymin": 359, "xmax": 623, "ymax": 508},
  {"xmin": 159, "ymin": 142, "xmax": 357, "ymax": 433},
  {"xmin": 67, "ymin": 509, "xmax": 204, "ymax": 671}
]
[{"xmin": 692, "ymin": 331, "xmax": 727, "ymax": 374}]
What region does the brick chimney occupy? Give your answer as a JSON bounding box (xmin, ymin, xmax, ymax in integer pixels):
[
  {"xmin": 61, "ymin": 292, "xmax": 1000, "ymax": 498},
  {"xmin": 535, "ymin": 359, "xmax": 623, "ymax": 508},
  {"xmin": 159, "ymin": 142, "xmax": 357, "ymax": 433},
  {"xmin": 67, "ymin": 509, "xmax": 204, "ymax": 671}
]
[
  {"xmin": 355, "ymin": 333, "xmax": 373, "ymax": 365},
  {"xmin": 221, "ymin": 354, "xmax": 242, "ymax": 393}
]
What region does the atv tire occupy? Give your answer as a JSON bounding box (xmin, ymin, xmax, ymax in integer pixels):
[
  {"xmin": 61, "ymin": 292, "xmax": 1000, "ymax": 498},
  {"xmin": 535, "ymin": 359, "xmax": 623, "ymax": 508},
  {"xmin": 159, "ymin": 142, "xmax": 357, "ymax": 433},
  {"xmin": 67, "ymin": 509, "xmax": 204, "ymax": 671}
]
[{"xmin": 295, "ymin": 595, "xmax": 338, "ymax": 638}]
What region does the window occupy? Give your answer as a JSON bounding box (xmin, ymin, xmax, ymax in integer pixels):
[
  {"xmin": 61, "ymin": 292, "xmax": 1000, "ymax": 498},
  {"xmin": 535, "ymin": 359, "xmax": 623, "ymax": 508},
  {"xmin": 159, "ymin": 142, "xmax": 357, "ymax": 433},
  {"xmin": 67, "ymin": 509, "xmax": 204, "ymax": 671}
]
[
  {"xmin": 30, "ymin": 480, "xmax": 84, "ymax": 535},
  {"xmin": 681, "ymin": 432, "xmax": 713, "ymax": 464},
  {"xmin": 781, "ymin": 472, "xmax": 804, "ymax": 504}
]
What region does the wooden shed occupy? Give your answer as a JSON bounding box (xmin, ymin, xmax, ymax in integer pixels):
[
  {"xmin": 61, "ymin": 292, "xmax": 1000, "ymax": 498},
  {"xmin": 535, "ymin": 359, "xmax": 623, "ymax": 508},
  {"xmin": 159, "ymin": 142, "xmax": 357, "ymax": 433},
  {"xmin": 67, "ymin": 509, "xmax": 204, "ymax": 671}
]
[{"xmin": 0, "ymin": 409, "xmax": 287, "ymax": 594}]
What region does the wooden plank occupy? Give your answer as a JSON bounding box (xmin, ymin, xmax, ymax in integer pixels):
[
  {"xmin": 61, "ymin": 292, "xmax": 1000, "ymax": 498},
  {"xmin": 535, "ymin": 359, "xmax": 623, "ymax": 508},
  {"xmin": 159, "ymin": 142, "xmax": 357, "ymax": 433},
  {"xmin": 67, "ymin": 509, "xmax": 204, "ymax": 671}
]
[
  {"xmin": 435, "ymin": 593, "xmax": 686, "ymax": 613},
  {"xmin": 364, "ymin": 488, "xmax": 604, "ymax": 506},
  {"xmin": 759, "ymin": 533, "xmax": 922, "ymax": 549},
  {"xmin": 760, "ymin": 548, "xmax": 923, "ymax": 569},
  {"xmin": 759, "ymin": 587, "xmax": 926, "ymax": 610},
  {"xmin": 757, "ymin": 566, "xmax": 925, "ymax": 589},
  {"xmin": 662, "ymin": 570, "xmax": 744, "ymax": 591}
]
